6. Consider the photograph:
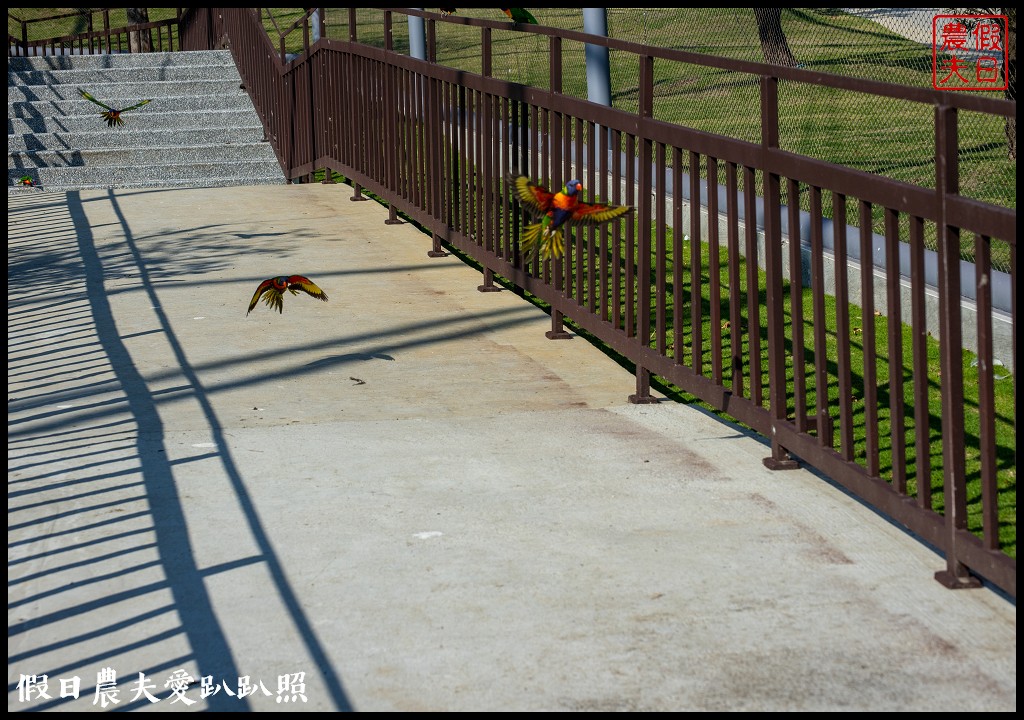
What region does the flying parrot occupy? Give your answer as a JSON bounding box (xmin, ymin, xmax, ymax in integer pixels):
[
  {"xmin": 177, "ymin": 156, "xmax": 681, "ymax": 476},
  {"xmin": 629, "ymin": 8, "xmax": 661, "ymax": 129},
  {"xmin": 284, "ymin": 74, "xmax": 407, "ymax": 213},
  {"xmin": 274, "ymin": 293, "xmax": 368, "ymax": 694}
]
[
  {"xmin": 509, "ymin": 174, "xmax": 633, "ymax": 263},
  {"xmin": 246, "ymin": 275, "xmax": 329, "ymax": 315},
  {"xmin": 77, "ymin": 88, "xmax": 153, "ymax": 128},
  {"xmin": 501, "ymin": 8, "xmax": 538, "ymax": 24},
  {"xmin": 18, "ymin": 175, "xmax": 34, "ymax": 187},
  {"xmin": 439, "ymin": 7, "xmax": 457, "ymax": 16}
]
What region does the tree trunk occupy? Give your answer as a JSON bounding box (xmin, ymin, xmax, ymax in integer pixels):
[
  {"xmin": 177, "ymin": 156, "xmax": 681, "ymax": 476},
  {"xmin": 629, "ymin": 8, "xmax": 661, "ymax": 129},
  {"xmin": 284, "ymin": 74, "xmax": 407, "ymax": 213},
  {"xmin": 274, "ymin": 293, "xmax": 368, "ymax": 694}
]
[
  {"xmin": 754, "ymin": 8, "xmax": 798, "ymax": 67},
  {"xmin": 127, "ymin": 8, "xmax": 151, "ymax": 53}
]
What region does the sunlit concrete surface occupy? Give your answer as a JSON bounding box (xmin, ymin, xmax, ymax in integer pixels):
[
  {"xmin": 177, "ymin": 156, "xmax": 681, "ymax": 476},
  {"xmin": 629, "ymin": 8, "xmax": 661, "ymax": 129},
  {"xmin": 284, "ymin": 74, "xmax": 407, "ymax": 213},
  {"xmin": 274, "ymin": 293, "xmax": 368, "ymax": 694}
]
[{"xmin": 8, "ymin": 184, "xmax": 1015, "ymax": 711}]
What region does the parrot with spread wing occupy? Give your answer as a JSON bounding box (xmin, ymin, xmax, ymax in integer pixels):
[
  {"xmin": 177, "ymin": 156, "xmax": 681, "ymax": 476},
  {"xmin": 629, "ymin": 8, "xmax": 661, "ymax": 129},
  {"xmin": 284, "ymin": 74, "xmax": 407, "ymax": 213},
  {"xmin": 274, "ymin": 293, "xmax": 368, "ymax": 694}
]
[
  {"xmin": 501, "ymin": 8, "xmax": 538, "ymax": 24},
  {"xmin": 246, "ymin": 275, "xmax": 329, "ymax": 315},
  {"xmin": 18, "ymin": 175, "xmax": 35, "ymax": 187},
  {"xmin": 77, "ymin": 88, "xmax": 152, "ymax": 127},
  {"xmin": 509, "ymin": 174, "xmax": 633, "ymax": 262}
]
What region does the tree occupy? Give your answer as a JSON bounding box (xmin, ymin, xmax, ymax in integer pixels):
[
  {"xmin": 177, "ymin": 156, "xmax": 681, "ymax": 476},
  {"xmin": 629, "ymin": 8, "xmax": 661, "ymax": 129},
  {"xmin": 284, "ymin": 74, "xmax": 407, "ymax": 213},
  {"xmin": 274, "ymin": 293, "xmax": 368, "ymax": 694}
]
[
  {"xmin": 754, "ymin": 9, "xmax": 798, "ymax": 67},
  {"xmin": 950, "ymin": 7, "xmax": 1016, "ymax": 159},
  {"xmin": 127, "ymin": 8, "xmax": 151, "ymax": 53},
  {"xmin": 993, "ymin": 8, "xmax": 1016, "ymax": 160}
]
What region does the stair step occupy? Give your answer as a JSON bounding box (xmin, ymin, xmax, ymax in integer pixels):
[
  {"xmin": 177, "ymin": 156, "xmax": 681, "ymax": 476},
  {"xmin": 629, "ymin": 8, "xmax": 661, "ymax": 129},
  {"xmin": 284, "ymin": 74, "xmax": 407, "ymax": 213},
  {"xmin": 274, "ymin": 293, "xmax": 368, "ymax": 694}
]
[
  {"xmin": 7, "ymin": 49, "xmax": 238, "ymax": 70},
  {"xmin": 10, "ymin": 92, "xmax": 258, "ymax": 118},
  {"xmin": 9, "ymin": 110, "xmax": 266, "ymax": 135},
  {"xmin": 9, "ymin": 175, "xmax": 287, "ymax": 194},
  {"xmin": 11, "ymin": 144, "xmax": 280, "ymax": 169},
  {"xmin": 8, "ymin": 79, "xmax": 247, "ymax": 103},
  {"xmin": 9, "ymin": 160, "xmax": 287, "ymax": 190},
  {"xmin": 7, "ymin": 127, "xmax": 269, "ymax": 152},
  {"xmin": 9, "ymin": 64, "xmax": 239, "ymax": 86}
]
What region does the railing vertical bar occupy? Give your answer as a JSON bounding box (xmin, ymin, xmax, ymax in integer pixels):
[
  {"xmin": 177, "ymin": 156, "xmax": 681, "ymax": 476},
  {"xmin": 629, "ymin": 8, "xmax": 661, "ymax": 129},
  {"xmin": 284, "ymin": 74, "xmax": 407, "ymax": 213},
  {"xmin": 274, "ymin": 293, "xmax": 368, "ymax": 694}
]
[
  {"xmin": 743, "ymin": 166, "xmax": 761, "ymax": 405},
  {"xmin": 561, "ymin": 112, "xmax": 574, "ymax": 300},
  {"xmin": 410, "ymin": 68, "xmax": 422, "ymax": 209},
  {"xmin": 884, "ymin": 207, "xmax": 907, "ymax": 492},
  {"xmin": 726, "ymin": 162, "xmax": 743, "ymax": 398},
  {"xmin": 934, "ymin": 104, "xmax": 975, "ymax": 589},
  {"xmin": 550, "ymin": 35, "xmax": 564, "ymax": 297},
  {"xmin": 499, "ymin": 95, "xmax": 511, "ymax": 260},
  {"xmin": 974, "ymin": 232, "xmax": 998, "ymax": 551},
  {"xmin": 761, "ymin": 71, "xmax": 792, "ymax": 466},
  {"xmin": 909, "ymin": 215, "xmax": 931, "ymax": 505},
  {"xmin": 625, "ymin": 134, "xmax": 636, "ymax": 339},
  {"xmin": 481, "ymin": 85, "xmax": 494, "ymax": 253},
  {"xmin": 809, "ymin": 186, "xmax": 832, "ymax": 447},
  {"xmin": 431, "ymin": 70, "xmax": 445, "ymax": 224},
  {"xmin": 492, "ymin": 93, "xmax": 502, "ymax": 255},
  {"xmin": 788, "ymin": 177, "xmax": 807, "ymax": 433},
  {"xmin": 655, "ymin": 143, "xmax": 667, "ymax": 355},
  {"xmin": 475, "ymin": 86, "xmax": 485, "ymax": 247},
  {"xmin": 459, "ymin": 84, "xmax": 469, "ymax": 235},
  {"xmin": 549, "ymin": 105, "xmax": 563, "ymax": 292},
  {"xmin": 576, "ymin": 116, "xmax": 588, "ymax": 306},
  {"xmin": 631, "ymin": 52, "xmax": 656, "ymax": 402},
  {"xmin": 708, "ymin": 159, "xmax": 723, "ymax": 386},
  {"xmin": 533, "ymin": 107, "xmax": 547, "ymax": 279},
  {"xmin": 599, "ymin": 123, "xmax": 611, "ymax": 322},
  {"xmin": 672, "ymin": 148, "xmax": 684, "ymax": 367},
  {"xmin": 612, "ymin": 129, "xmax": 624, "ymax": 333},
  {"xmin": 586, "ymin": 118, "xmax": 597, "ymax": 313},
  {"xmin": 833, "ymin": 192, "xmax": 854, "ymax": 459},
  {"xmin": 688, "ymin": 149, "xmax": 702, "ymax": 373},
  {"xmin": 859, "ymin": 200, "xmax": 880, "ymax": 476},
  {"xmin": 438, "ymin": 79, "xmax": 451, "ymax": 227}
]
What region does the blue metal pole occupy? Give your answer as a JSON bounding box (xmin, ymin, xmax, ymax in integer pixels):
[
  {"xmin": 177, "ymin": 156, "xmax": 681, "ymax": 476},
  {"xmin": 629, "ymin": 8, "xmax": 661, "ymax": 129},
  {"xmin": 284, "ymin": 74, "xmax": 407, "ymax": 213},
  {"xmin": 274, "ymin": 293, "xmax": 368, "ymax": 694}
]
[
  {"xmin": 408, "ymin": 9, "xmax": 426, "ymax": 60},
  {"xmin": 583, "ymin": 8, "xmax": 611, "ymax": 107}
]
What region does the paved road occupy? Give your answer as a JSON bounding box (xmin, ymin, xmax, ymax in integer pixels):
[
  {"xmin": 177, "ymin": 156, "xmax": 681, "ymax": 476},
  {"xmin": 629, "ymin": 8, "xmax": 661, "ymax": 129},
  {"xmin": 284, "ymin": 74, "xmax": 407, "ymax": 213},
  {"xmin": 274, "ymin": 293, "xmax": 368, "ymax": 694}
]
[
  {"xmin": 843, "ymin": 8, "xmax": 942, "ymax": 46},
  {"xmin": 7, "ymin": 184, "xmax": 1015, "ymax": 711}
]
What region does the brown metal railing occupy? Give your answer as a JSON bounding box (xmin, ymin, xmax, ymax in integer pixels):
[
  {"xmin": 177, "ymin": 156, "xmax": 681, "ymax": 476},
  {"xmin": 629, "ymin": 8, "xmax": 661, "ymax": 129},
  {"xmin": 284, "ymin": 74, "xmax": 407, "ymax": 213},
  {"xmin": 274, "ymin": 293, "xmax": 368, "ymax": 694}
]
[
  {"xmin": 7, "ymin": 9, "xmax": 184, "ymax": 56},
  {"xmin": 102, "ymin": 8, "xmax": 1019, "ymax": 599}
]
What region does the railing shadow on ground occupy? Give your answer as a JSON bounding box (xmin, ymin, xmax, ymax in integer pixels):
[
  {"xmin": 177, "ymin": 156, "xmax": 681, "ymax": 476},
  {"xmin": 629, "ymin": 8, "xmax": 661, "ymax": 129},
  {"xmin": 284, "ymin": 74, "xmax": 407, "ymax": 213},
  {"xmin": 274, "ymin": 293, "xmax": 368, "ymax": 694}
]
[{"xmin": 8, "ymin": 186, "xmax": 556, "ymax": 710}]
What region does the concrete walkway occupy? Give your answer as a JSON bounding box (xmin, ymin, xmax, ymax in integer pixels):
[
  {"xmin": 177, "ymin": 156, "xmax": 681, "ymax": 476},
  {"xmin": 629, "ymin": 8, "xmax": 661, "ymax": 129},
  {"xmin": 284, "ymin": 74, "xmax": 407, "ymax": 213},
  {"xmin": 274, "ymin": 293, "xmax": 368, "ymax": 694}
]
[
  {"xmin": 7, "ymin": 184, "xmax": 1015, "ymax": 711},
  {"xmin": 842, "ymin": 8, "xmax": 942, "ymax": 46}
]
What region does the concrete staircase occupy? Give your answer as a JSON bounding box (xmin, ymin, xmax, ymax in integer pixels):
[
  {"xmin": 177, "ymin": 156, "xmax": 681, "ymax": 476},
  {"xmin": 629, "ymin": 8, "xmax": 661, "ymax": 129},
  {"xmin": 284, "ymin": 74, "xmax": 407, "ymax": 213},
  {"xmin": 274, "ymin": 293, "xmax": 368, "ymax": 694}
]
[{"xmin": 8, "ymin": 50, "xmax": 285, "ymax": 193}]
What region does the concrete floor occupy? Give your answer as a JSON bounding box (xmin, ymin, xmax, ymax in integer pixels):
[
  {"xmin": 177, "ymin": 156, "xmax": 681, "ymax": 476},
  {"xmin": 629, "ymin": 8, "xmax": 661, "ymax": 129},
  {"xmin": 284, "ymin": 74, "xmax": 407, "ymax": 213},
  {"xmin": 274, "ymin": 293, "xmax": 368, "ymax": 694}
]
[{"xmin": 7, "ymin": 184, "xmax": 1015, "ymax": 711}]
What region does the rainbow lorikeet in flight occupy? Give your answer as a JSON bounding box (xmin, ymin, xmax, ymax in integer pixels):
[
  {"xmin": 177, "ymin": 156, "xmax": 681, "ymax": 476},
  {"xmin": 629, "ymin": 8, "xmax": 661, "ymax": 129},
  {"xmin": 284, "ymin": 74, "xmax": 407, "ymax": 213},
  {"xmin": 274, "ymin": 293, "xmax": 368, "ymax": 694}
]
[
  {"xmin": 78, "ymin": 88, "xmax": 152, "ymax": 127},
  {"xmin": 246, "ymin": 275, "xmax": 329, "ymax": 315},
  {"xmin": 501, "ymin": 8, "xmax": 538, "ymax": 24},
  {"xmin": 18, "ymin": 175, "xmax": 34, "ymax": 187},
  {"xmin": 509, "ymin": 174, "xmax": 633, "ymax": 263}
]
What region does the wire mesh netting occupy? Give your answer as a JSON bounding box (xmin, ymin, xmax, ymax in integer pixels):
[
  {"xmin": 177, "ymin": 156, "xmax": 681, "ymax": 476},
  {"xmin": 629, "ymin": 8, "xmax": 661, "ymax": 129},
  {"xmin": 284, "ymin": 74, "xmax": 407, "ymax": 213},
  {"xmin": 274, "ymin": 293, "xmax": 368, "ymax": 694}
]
[{"xmin": 320, "ymin": 8, "xmax": 1013, "ymax": 271}]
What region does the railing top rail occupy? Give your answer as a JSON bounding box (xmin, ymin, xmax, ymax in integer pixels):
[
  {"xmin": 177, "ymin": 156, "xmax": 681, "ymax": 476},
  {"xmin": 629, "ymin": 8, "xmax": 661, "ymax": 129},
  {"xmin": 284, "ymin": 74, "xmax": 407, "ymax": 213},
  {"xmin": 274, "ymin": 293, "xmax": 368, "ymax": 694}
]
[{"xmin": 8, "ymin": 8, "xmax": 99, "ymax": 24}]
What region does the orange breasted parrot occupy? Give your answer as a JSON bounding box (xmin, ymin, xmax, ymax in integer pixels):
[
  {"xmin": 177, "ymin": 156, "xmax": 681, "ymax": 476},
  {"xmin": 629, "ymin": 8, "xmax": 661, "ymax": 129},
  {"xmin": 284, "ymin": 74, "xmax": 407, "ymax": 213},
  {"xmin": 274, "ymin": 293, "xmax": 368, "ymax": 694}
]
[
  {"xmin": 18, "ymin": 175, "xmax": 34, "ymax": 187},
  {"xmin": 78, "ymin": 88, "xmax": 152, "ymax": 128},
  {"xmin": 247, "ymin": 275, "xmax": 329, "ymax": 315},
  {"xmin": 509, "ymin": 174, "xmax": 633, "ymax": 262}
]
